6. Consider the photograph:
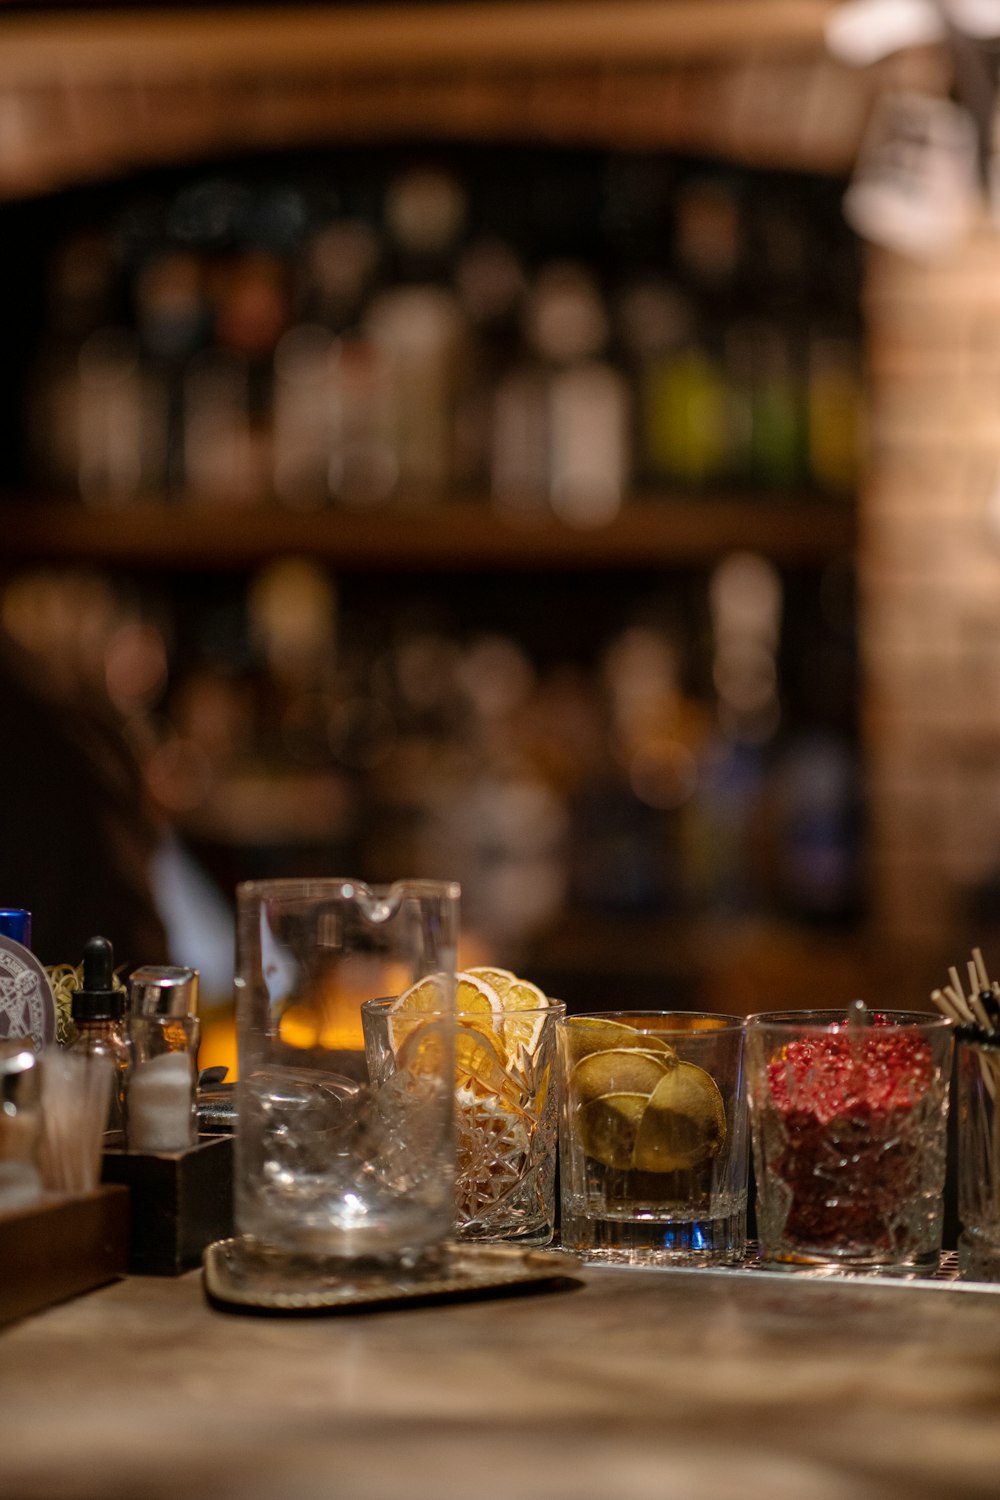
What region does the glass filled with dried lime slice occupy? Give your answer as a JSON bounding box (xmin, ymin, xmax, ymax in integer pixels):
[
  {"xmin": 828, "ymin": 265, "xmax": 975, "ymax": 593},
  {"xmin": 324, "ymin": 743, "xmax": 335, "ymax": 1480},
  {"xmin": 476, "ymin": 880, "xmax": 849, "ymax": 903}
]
[
  {"xmin": 364, "ymin": 968, "xmax": 564, "ymax": 1246},
  {"xmin": 557, "ymin": 1011, "xmax": 747, "ymax": 1265}
]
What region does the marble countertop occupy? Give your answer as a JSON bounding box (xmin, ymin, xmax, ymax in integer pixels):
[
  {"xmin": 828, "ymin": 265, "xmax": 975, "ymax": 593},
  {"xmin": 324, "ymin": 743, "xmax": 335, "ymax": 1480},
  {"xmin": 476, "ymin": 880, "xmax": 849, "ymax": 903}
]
[{"xmin": 2, "ymin": 1259, "xmax": 1000, "ymax": 1500}]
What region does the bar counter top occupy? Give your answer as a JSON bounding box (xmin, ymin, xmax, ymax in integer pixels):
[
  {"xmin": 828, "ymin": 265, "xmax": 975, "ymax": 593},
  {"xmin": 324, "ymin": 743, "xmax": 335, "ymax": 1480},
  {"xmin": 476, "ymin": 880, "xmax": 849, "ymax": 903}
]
[{"xmin": 2, "ymin": 1259, "xmax": 1000, "ymax": 1499}]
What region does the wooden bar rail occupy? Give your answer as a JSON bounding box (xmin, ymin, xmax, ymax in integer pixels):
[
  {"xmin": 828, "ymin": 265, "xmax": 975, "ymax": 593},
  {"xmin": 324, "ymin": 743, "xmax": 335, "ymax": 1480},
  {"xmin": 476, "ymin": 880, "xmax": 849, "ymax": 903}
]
[
  {"xmin": 0, "ymin": 2, "xmax": 877, "ymax": 198},
  {"xmin": 0, "ymin": 4, "xmax": 837, "ymax": 83}
]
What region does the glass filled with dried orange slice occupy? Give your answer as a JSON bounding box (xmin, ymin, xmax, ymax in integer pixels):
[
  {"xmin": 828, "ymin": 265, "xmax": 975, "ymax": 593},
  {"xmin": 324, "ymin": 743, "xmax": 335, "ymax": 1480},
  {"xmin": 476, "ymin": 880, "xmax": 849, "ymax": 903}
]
[
  {"xmin": 558, "ymin": 1011, "xmax": 747, "ymax": 1265},
  {"xmin": 364, "ymin": 968, "xmax": 564, "ymax": 1245}
]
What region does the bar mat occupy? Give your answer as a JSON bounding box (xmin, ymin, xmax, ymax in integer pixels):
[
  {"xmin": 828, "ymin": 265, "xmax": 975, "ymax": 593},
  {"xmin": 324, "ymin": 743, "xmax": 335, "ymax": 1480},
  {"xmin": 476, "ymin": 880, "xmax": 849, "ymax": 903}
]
[{"xmin": 203, "ymin": 1237, "xmax": 582, "ymax": 1314}]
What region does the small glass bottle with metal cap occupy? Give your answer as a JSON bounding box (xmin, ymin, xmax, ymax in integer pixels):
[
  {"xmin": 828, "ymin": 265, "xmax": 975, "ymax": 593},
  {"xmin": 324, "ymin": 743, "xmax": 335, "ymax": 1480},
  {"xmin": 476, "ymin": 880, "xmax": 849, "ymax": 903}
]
[
  {"xmin": 128, "ymin": 964, "xmax": 199, "ymax": 1019},
  {"xmin": 69, "ymin": 935, "xmax": 129, "ymax": 1136}
]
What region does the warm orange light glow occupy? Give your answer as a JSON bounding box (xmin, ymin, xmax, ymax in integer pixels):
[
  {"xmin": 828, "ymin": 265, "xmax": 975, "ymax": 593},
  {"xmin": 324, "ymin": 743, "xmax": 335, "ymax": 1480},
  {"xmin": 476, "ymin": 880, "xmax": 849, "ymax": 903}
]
[
  {"xmin": 278, "ymin": 1003, "xmax": 322, "ymax": 1050},
  {"xmin": 275, "ymin": 956, "xmax": 413, "ymax": 1052},
  {"xmin": 199, "ymin": 1011, "xmax": 238, "ymax": 1081},
  {"xmin": 201, "ymin": 942, "xmax": 497, "ymax": 1079},
  {"xmin": 457, "ymin": 932, "xmax": 494, "ymax": 971}
]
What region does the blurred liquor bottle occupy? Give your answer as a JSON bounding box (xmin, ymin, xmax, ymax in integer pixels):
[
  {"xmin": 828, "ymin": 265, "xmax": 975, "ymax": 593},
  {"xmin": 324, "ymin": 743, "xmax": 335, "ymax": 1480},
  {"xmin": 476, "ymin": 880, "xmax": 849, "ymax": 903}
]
[
  {"xmin": 280, "ymin": 218, "xmax": 394, "ymax": 507},
  {"xmin": 185, "ymin": 251, "xmax": 292, "ymax": 505},
  {"xmin": 362, "ymin": 165, "xmax": 469, "ymax": 501},
  {"xmin": 27, "ymin": 233, "xmax": 171, "ymax": 505},
  {"xmin": 494, "ymin": 259, "xmax": 629, "ymax": 525},
  {"xmin": 453, "ymin": 237, "xmax": 527, "ymax": 494},
  {"xmin": 134, "ymin": 250, "xmax": 212, "ymax": 496},
  {"xmin": 634, "ymin": 175, "xmax": 741, "ymax": 490},
  {"xmin": 806, "ymin": 330, "xmax": 862, "ymax": 497}
]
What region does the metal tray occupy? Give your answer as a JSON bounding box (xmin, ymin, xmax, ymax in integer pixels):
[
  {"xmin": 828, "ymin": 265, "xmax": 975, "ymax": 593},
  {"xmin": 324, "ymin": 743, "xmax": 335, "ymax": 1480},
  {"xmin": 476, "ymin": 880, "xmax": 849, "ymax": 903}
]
[
  {"xmin": 739, "ymin": 1246, "xmax": 1000, "ymax": 1292},
  {"xmin": 572, "ymin": 1243, "xmax": 1000, "ymax": 1294}
]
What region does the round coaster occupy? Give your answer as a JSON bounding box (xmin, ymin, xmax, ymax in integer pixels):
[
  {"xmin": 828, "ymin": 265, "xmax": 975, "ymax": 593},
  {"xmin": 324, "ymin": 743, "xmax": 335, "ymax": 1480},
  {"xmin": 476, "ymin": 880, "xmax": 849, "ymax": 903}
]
[{"xmin": 203, "ymin": 1236, "xmax": 581, "ymax": 1314}]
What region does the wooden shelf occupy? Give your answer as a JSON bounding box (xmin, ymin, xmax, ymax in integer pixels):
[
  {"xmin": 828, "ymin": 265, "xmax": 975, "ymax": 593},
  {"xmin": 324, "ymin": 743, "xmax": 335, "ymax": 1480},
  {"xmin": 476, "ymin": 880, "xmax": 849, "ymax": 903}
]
[
  {"xmin": 0, "ymin": 1, "xmax": 878, "ymax": 199},
  {"xmin": 0, "ymin": 496, "xmax": 855, "ymax": 571}
]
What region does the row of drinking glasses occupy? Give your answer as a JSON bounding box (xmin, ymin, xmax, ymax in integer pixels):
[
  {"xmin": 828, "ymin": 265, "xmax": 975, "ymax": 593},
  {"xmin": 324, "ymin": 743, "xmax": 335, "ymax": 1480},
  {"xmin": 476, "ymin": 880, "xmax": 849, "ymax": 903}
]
[{"xmin": 234, "ymin": 880, "xmax": 991, "ymax": 1279}]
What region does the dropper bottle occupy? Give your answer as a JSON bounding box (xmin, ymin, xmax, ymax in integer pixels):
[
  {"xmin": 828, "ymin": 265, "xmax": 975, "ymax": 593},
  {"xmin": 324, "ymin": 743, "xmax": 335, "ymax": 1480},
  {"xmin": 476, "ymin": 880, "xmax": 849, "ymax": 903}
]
[{"xmin": 69, "ymin": 935, "xmax": 129, "ymax": 1136}]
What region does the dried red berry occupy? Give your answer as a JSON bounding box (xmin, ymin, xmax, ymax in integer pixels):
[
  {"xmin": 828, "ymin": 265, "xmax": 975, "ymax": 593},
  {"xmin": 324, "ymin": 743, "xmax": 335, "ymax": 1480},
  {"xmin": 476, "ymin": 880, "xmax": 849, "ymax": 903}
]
[{"xmin": 762, "ymin": 1017, "xmax": 935, "ymax": 1252}]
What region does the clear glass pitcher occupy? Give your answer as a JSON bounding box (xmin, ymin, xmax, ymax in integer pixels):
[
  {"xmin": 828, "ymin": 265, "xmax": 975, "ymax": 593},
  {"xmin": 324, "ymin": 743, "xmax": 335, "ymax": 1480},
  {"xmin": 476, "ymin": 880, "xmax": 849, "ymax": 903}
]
[{"xmin": 234, "ymin": 878, "xmax": 459, "ymax": 1265}]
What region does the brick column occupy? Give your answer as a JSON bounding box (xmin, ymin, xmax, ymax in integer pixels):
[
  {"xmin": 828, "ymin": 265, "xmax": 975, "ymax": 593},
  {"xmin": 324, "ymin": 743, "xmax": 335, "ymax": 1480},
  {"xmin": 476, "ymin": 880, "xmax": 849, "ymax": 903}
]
[{"xmin": 863, "ymin": 217, "xmax": 1000, "ymax": 953}]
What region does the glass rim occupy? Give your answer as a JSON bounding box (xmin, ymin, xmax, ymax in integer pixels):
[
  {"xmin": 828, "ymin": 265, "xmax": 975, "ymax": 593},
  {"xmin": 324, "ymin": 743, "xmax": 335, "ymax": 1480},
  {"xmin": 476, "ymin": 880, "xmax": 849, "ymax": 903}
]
[
  {"xmin": 237, "ymin": 877, "xmax": 461, "ymax": 904},
  {"xmin": 362, "ymin": 995, "xmax": 566, "ymax": 1019},
  {"xmin": 746, "ymin": 1007, "xmax": 953, "ymax": 1031},
  {"xmin": 559, "ymin": 1009, "xmax": 743, "ymax": 1033}
]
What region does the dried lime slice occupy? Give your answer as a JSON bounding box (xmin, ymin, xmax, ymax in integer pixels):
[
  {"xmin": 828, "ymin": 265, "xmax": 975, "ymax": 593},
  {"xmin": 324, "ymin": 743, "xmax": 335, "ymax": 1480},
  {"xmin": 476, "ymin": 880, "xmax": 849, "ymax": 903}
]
[
  {"xmin": 632, "ymin": 1061, "xmax": 727, "ymax": 1173},
  {"xmin": 569, "ymin": 1047, "xmax": 673, "ymax": 1106},
  {"xmin": 575, "ymin": 1093, "xmax": 648, "ymax": 1170},
  {"xmin": 562, "ymin": 1015, "xmax": 676, "ymax": 1068}
]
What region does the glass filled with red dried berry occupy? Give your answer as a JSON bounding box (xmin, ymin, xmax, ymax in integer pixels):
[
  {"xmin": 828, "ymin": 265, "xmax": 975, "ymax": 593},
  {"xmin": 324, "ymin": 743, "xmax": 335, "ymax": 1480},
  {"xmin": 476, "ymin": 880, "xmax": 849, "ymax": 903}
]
[{"xmin": 747, "ymin": 1006, "xmax": 953, "ymax": 1274}]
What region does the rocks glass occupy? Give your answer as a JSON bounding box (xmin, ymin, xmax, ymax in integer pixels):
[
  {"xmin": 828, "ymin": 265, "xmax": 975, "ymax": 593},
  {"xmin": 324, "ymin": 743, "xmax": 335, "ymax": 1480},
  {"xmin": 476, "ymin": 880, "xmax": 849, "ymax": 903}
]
[
  {"xmin": 955, "ymin": 1034, "xmax": 1000, "ymax": 1281},
  {"xmin": 234, "ymin": 878, "xmax": 459, "ymax": 1268},
  {"xmin": 363, "ymin": 992, "xmax": 563, "ymax": 1245},
  {"xmin": 558, "ymin": 1012, "xmax": 748, "ymax": 1265},
  {"xmin": 747, "ymin": 1008, "xmax": 954, "ymax": 1274}
]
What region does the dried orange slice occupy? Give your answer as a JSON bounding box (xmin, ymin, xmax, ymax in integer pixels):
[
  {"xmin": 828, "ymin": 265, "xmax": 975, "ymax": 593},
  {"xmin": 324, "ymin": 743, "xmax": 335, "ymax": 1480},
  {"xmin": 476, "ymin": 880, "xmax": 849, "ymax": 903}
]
[
  {"xmin": 632, "ymin": 1061, "xmax": 727, "ymax": 1173},
  {"xmin": 454, "ymin": 1084, "xmax": 535, "ymax": 1222},
  {"xmin": 575, "ymin": 1093, "xmax": 648, "ymax": 1170},
  {"xmin": 388, "ymin": 971, "xmax": 502, "ymax": 1052},
  {"xmin": 397, "ymin": 1018, "xmax": 517, "ymax": 1098},
  {"xmin": 393, "ymin": 967, "xmax": 553, "ymax": 1223},
  {"xmin": 501, "ymin": 982, "xmax": 551, "ymax": 1055},
  {"xmin": 562, "ymin": 1015, "xmax": 676, "ymax": 1069},
  {"xmin": 466, "ymin": 966, "xmax": 551, "ymax": 1058},
  {"xmin": 466, "ymin": 965, "xmax": 517, "ymax": 989},
  {"xmin": 455, "ymin": 971, "xmax": 504, "ymax": 1025},
  {"xmin": 394, "ymin": 1018, "xmax": 449, "ymax": 1076},
  {"xmin": 386, "ymin": 973, "xmax": 449, "ymax": 1052},
  {"xmin": 569, "ymin": 1047, "xmax": 673, "ymax": 1107},
  {"xmin": 454, "ymin": 1025, "xmax": 519, "ymax": 1100}
]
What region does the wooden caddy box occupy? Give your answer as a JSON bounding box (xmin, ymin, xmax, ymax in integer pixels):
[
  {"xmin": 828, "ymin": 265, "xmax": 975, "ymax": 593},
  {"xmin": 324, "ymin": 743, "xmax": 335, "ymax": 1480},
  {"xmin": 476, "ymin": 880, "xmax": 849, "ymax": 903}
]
[
  {"xmin": 0, "ymin": 1185, "xmax": 129, "ymax": 1327},
  {"xmin": 101, "ymin": 1133, "xmax": 234, "ymax": 1277}
]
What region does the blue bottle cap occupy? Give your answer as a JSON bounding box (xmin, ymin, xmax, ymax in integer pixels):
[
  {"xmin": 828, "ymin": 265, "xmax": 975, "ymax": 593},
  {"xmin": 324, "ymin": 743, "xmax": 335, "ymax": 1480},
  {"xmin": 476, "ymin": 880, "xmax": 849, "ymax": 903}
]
[{"xmin": 0, "ymin": 909, "xmax": 31, "ymax": 947}]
